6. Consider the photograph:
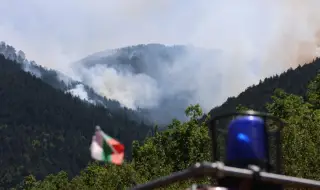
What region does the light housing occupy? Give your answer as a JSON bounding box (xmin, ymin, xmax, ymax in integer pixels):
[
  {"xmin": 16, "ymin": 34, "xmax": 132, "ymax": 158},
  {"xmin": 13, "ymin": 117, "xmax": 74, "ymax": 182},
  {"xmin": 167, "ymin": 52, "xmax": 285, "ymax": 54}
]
[
  {"xmin": 226, "ymin": 115, "xmax": 266, "ymax": 162},
  {"xmin": 209, "ymin": 110, "xmax": 284, "ymax": 174}
]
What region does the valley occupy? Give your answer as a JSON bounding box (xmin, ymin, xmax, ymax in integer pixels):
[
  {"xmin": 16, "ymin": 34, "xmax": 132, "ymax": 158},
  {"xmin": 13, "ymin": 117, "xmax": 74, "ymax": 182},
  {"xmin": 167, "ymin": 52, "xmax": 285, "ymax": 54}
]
[{"xmin": 1, "ymin": 41, "xmax": 320, "ymax": 189}]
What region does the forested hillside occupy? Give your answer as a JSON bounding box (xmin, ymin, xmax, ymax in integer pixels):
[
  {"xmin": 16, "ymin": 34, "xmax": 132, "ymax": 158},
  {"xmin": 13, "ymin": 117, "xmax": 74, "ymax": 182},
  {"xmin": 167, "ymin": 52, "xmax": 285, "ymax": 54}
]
[
  {"xmin": 0, "ymin": 42, "xmax": 149, "ymax": 125},
  {"xmin": 2, "ymin": 43, "xmax": 320, "ymax": 189},
  {"xmin": 0, "ymin": 55, "xmax": 152, "ymax": 189},
  {"xmin": 75, "ymin": 44, "xmax": 223, "ymax": 125},
  {"xmin": 21, "ymin": 71, "xmax": 320, "ymax": 190},
  {"xmin": 207, "ymin": 58, "xmax": 320, "ymax": 118}
]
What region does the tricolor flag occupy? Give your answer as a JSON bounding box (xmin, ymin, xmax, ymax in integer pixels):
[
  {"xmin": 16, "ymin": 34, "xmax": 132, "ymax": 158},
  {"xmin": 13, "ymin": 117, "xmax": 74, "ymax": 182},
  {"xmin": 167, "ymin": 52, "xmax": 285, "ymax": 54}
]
[{"xmin": 90, "ymin": 126, "xmax": 125, "ymax": 165}]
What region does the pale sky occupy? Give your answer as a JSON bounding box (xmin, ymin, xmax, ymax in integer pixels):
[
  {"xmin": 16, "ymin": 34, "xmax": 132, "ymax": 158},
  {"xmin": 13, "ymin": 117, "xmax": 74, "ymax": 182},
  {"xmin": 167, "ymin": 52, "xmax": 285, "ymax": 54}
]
[
  {"xmin": 1, "ymin": 0, "xmax": 320, "ymax": 111},
  {"xmin": 0, "ymin": 0, "xmax": 279, "ymax": 71}
]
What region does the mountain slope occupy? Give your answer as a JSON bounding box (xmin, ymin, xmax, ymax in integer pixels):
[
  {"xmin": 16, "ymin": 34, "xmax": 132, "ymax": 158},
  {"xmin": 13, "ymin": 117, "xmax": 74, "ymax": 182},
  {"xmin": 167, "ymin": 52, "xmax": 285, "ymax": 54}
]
[
  {"xmin": 77, "ymin": 43, "xmax": 319, "ymax": 125},
  {"xmin": 2, "ymin": 41, "xmax": 320, "ymax": 189},
  {"xmin": 207, "ymin": 57, "xmax": 320, "ymax": 118},
  {"xmin": 0, "ymin": 54, "xmax": 151, "ymax": 189},
  {"xmin": 83, "ymin": 43, "xmax": 320, "ymax": 122},
  {"xmin": 19, "ymin": 66, "xmax": 320, "ymax": 190},
  {"xmin": 75, "ymin": 44, "xmax": 223, "ymax": 125},
  {"xmin": 0, "ymin": 41, "xmax": 151, "ymax": 125}
]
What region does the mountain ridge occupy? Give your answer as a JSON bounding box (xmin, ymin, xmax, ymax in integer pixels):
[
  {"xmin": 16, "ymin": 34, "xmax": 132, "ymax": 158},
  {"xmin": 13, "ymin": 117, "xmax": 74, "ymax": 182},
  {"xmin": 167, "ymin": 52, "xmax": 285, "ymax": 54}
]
[
  {"xmin": 2, "ymin": 41, "xmax": 319, "ymax": 126},
  {"xmin": 0, "ymin": 53, "xmax": 152, "ymax": 189},
  {"xmin": 15, "ymin": 57, "xmax": 320, "ymax": 190},
  {"xmin": 1, "ymin": 41, "xmax": 320, "ymax": 189},
  {"xmin": 74, "ymin": 43, "xmax": 224, "ymax": 125},
  {"xmin": 0, "ymin": 41, "xmax": 152, "ymax": 125},
  {"xmin": 207, "ymin": 57, "xmax": 320, "ymax": 119}
]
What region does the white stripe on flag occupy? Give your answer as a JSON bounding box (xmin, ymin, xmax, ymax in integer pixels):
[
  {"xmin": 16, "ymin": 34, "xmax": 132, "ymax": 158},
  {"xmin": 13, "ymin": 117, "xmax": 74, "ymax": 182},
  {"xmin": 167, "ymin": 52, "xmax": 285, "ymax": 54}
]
[{"xmin": 90, "ymin": 136, "xmax": 104, "ymax": 161}]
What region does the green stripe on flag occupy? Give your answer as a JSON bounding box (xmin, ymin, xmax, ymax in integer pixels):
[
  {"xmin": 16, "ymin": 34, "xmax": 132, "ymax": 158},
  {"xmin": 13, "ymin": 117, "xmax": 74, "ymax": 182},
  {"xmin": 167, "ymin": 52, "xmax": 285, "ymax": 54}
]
[
  {"xmin": 103, "ymin": 133, "xmax": 112, "ymax": 141},
  {"xmin": 102, "ymin": 139, "xmax": 113, "ymax": 162}
]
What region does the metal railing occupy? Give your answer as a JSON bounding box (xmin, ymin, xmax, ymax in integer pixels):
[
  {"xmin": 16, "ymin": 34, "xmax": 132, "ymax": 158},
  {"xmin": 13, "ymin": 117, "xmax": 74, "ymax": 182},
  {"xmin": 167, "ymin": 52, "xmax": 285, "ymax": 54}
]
[{"xmin": 130, "ymin": 162, "xmax": 320, "ymax": 190}]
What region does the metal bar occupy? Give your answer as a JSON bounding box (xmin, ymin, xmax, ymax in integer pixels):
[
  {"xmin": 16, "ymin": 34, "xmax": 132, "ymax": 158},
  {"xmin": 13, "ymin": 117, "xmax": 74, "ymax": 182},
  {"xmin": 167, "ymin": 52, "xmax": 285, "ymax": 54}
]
[
  {"xmin": 130, "ymin": 166, "xmax": 196, "ymax": 190},
  {"xmin": 130, "ymin": 162, "xmax": 320, "ymax": 190}
]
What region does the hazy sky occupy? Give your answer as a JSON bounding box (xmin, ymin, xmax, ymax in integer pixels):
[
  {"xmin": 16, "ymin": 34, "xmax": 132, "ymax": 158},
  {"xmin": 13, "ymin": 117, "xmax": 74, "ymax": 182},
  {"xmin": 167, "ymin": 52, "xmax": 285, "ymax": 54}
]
[
  {"xmin": 1, "ymin": 0, "xmax": 309, "ymax": 71},
  {"xmin": 1, "ymin": 0, "xmax": 320, "ymax": 112}
]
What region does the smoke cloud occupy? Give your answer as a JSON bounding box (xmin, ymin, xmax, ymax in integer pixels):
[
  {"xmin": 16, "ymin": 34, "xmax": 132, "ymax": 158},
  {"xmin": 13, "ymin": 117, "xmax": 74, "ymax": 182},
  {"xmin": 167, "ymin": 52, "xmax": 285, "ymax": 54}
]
[
  {"xmin": 1, "ymin": 0, "xmax": 320, "ymax": 115},
  {"xmin": 66, "ymin": 84, "xmax": 94, "ymax": 104}
]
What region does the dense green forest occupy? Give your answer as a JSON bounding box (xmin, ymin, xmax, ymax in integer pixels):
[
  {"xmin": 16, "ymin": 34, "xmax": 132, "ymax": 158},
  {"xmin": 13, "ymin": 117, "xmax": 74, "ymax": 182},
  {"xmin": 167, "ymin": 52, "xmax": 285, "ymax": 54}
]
[
  {"xmin": 2, "ymin": 51, "xmax": 320, "ymax": 189},
  {"xmin": 0, "ymin": 41, "xmax": 150, "ymax": 125},
  {"xmin": 207, "ymin": 58, "xmax": 320, "ymax": 119},
  {"xmin": 18, "ymin": 72, "xmax": 320, "ymax": 189},
  {"xmin": 0, "ymin": 55, "xmax": 152, "ymax": 189}
]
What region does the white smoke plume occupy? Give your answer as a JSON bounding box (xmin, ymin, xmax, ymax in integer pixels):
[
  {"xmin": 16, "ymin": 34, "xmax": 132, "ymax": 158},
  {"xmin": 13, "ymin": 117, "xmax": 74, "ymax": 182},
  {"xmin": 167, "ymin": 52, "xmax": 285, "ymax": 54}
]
[
  {"xmin": 66, "ymin": 84, "xmax": 95, "ymax": 104},
  {"xmin": 22, "ymin": 62, "xmax": 42, "ymax": 78},
  {"xmin": 74, "ymin": 63, "xmax": 161, "ymax": 109},
  {"xmin": 1, "ymin": 0, "xmax": 320, "ymax": 114}
]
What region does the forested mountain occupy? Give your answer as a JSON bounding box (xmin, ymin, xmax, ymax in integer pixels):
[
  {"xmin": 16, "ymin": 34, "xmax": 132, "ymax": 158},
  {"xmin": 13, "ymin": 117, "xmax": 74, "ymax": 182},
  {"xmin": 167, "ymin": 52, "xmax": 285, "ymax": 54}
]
[
  {"xmin": 2, "ymin": 39, "xmax": 320, "ymax": 189},
  {"xmin": 1, "ymin": 42, "xmax": 221, "ymax": 126},
  {"xmin": 5, "ymin": 41, "xmax": 320, "ymax": 127},
  {"xmin": 0, "ymin": 54, "xmax": 152, "ymax": 189},
  {"xmin": 207, "ymin": 57, "xmax": 320, "ymax": 119},
  {"xmin": 0, "ymin": 42, "xmax": 149, "ymax": 125},
  {"xmin": 78, "ymin": 44, "xmax": 320, "ymax": 126},
  {"xmin": 75, "ymin": 44, "xmax": 223, "ymax": 125},
  {"xmin": 22, "ymin": 68, "xmax": 320, "ymax": 190}
]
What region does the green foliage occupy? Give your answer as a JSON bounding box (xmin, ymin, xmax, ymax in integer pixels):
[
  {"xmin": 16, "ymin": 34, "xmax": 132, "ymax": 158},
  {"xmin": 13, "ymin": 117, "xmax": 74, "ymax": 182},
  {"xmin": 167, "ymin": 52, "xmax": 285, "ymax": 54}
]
[
  {"xmin": 234, "ymin": 86, "xmax": 320, "ymax": 182},
  {"xmin": 132, "ymin": 104, "xmax": 211, "ymax": 187},
  {"xmin": 185, "ymin": 104, "xmax": 203, "ymax": 119},
  {"xmin": 21, "ymin": 104, "xmax": 211, "ymax": 189},
  {"xmin": 266, "ymin": 88, "xmax": 320, "ymax": 180},
  {"xmin": 208, "ymin": 58, "xmax": 320, "ymax": 120},
  {"xmin": 235, "ymin": 104, "xmax": 251, "ymax": 112},
  {"xmin": 0, "ymin": 54, "xmax": 151, "ymax": 189},
  {"xmin": 22, "ymin": 175, "xmax": 38, "ymax": 190},
  {"xmin": 306, "ymin": 73, "xmax": 320, "ymax": 108},
  {"xmin": 25, "ymin": 73, "xmax": 320, "ymax": 190},
  {"xmin": 4, "ymin": 54, "xmax": 320, "ymax": 189}
]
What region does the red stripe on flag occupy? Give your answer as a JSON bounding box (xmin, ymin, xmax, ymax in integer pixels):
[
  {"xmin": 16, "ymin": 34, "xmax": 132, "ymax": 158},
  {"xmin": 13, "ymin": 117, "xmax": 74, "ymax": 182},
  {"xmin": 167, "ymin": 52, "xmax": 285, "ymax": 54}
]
[{"xmin": 113, "ymin": 143, "xmax": 125, "ymax": 153}]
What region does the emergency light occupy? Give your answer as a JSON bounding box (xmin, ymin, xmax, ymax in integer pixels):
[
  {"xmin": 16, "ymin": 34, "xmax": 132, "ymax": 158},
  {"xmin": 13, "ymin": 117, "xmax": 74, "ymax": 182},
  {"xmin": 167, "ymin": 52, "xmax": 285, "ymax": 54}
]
[
  {"xmin": 209, "ymin": 110, "xmax": 284, "ymax": 173},
  {"xmin": 226, "ymin": 116, "xmax": 267, "ymax": 163}
]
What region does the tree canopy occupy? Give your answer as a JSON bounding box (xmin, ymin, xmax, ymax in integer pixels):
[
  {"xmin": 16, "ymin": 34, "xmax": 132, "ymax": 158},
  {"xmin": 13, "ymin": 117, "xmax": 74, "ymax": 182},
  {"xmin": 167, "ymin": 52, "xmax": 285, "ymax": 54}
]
[
  {"xmin": 18, "ymin": 74, "xmax": 320, "ymax": 189},
  {"xmin": 0, "ymin": 54, "xmax": 152, "ymax": 189}
]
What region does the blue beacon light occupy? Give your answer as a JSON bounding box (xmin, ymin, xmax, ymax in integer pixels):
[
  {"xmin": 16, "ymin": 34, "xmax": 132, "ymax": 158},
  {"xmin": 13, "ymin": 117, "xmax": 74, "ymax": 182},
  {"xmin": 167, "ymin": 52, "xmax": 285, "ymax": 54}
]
[{"xmin": 226, "ymin": 115, "xmax": 267, "ymax": 163}]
